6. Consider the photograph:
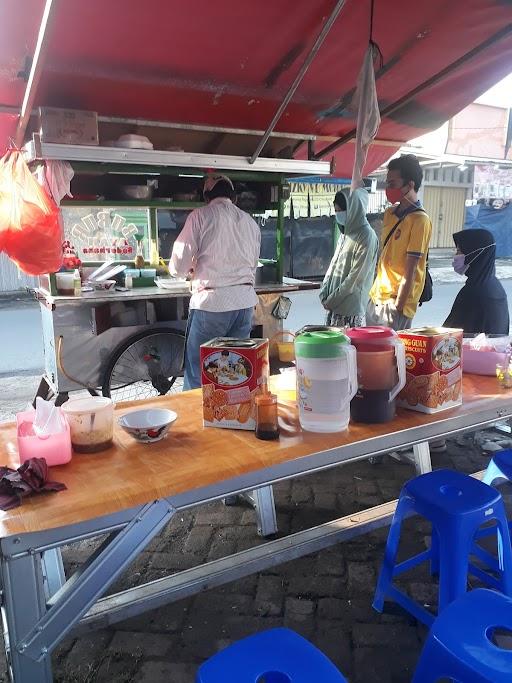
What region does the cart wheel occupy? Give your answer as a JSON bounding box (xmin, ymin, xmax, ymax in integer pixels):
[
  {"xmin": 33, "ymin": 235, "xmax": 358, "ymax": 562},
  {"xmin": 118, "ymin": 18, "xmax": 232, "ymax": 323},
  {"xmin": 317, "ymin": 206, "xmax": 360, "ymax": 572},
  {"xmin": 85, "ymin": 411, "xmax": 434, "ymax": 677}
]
[{"xmin": 102, "ymin": 327, "xmax": 185, "ymax": 402}]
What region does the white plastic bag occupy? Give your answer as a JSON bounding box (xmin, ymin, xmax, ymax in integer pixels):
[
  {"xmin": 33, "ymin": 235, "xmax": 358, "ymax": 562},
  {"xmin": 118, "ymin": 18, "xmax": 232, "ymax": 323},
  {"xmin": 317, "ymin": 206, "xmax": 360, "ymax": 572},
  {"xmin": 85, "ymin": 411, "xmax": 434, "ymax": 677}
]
[
  {"xmin": 32, "ymin": 397, "xmax": 66, "ymax": 438},
  {"xmin": 351, "ymin": 44, "xmax": 381, "ymax": 191},
  {"xmin": 44, "ymin": 160, "xmax": 74, "ymax": 204},
  {"xmin": 467, "ymin": 334, "xmax": 512, "ymax": 353}
]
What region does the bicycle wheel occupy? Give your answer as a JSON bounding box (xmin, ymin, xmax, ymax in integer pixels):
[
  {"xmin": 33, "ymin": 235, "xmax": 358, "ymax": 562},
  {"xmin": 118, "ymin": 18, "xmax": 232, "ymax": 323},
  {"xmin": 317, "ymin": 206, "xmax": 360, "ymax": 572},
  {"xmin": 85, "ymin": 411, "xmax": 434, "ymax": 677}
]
[{"xmin": 102, "ymin": 327, "xmax": 185, "ymax": 402}]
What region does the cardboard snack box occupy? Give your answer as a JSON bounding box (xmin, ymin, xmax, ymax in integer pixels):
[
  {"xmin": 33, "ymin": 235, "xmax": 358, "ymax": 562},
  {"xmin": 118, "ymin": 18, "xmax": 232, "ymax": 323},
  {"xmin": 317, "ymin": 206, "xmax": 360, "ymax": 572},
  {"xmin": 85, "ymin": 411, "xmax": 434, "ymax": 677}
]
[
  {"xmin": 200, "ymin": 338, "xmax": 269, "ymax": 430},
  {"xmin": 398, "ymin": 327, "xmax": 463, "ymax": 414}
]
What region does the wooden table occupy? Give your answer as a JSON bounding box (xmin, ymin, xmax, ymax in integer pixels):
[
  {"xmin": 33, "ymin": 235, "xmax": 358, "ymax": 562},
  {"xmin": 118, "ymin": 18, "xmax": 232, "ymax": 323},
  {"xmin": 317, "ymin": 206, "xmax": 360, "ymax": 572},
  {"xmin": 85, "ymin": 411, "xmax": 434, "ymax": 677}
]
[{"xmin": 0, "ymin": 375, "xmax": 510, "ymax": 681}]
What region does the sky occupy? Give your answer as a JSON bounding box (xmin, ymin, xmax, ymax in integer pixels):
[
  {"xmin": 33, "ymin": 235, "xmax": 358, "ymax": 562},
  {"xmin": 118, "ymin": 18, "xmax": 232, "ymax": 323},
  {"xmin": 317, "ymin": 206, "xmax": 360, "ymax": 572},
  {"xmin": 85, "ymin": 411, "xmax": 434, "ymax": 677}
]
[{"xmin": 475, "ymin": 72, "xmax": 512, "ymax": 108}]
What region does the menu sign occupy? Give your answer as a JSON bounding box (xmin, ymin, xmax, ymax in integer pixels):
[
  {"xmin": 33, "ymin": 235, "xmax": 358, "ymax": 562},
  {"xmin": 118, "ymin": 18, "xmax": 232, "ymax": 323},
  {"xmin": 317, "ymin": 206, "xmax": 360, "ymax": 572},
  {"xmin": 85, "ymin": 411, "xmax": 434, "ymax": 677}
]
[{"xmin": 61, "ymin": 207, "xmax": 150, "ymax": 262}]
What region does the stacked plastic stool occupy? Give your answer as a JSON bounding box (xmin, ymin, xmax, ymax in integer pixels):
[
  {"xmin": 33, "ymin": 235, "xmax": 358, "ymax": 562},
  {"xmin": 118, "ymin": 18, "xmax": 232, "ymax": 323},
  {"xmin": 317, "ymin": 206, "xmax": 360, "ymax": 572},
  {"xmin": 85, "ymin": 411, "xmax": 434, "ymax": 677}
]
[
  {"xmin": 413, "ymin": 588, "xmax": 512, "ymax": 682},
  {"xmin": 373, "ymin": 469, "xmax": 512, "ymax": 626},
  {"xmin": 482, "ymin": 448, "xmax": 512, "ymax": 487},
  {"xmin": 472, "ymin": 449, "xmax": 512, "ymax": 572},
  {"xmin": 196, "ymin": 627, "xmax": 347, "ymax": 682}
]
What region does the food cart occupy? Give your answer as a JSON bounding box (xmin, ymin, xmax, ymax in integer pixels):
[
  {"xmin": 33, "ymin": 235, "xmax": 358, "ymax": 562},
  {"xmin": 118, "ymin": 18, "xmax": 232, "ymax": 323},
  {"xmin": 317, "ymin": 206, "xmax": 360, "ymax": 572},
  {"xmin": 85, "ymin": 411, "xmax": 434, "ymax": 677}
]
[
  {"xmin": 24, "ymin": 133, "xmax": 330, "ymax": 403},
  {"xmin": 1, "ymin": 1, "xmax": 512, "ymax": 681}
]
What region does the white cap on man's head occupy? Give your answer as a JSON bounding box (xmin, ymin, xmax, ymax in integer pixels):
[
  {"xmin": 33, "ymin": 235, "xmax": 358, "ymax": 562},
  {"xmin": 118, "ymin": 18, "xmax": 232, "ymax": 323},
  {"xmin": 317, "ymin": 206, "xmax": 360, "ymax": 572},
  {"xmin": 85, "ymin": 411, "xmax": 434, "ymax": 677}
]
[{"xmin": 203, "ymin": 174, "xmax": 234, "ymax": 193}]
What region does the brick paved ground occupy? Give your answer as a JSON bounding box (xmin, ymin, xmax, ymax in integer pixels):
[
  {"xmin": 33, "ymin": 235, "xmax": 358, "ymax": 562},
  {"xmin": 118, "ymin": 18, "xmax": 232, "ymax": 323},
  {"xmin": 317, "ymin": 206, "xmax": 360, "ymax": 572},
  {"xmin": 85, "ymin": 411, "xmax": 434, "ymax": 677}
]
[{"xmin": 0, "ymin": 431, "xmax": 506, "ymax": 683}]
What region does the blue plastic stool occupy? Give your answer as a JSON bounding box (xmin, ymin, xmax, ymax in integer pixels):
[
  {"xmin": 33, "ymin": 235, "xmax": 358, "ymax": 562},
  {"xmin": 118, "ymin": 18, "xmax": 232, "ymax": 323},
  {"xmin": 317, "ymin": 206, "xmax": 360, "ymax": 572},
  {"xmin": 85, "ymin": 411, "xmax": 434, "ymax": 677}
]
[
  {"xmin": 195, "ymin": 627, "xmax": 347, "ymax": 683},
  {"xmin": 373, "ymin": 469, "xmax": 512, "ymax": 626},
  {"xmin": 472, "ymin": 450, "xmax": 512, "ymax": 572},
  {"xmin": 413, "ymin": 588, "xmax": 512, "ymax": 682},
  {"xmin": 482, "ymin": 449, "xmax": 512, "ymax": 486}
]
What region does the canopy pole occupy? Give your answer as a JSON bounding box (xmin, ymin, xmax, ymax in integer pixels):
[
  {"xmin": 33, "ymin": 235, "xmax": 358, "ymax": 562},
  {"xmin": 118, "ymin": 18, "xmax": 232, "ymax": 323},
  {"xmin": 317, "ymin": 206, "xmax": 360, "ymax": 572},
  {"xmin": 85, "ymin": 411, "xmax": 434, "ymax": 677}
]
[
  {"xmin": 249, "ymin": 0, "xmax": 347, "ymax": 164},
  {"xmin": 14, "ymin": 0, "xmax": 56, "ymax": 148},
  {"xmin": 313, "ymin": 23, "xmax": 512, "ymax": 161}
]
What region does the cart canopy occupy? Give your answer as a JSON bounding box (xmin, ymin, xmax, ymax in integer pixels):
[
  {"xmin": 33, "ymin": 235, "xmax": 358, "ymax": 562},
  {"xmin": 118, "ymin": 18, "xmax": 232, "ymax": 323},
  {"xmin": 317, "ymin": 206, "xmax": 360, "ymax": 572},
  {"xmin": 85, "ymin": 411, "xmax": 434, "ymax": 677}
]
[{"xmin": 0, "ymin": 0, "xmax": 511, "ymax": 175}]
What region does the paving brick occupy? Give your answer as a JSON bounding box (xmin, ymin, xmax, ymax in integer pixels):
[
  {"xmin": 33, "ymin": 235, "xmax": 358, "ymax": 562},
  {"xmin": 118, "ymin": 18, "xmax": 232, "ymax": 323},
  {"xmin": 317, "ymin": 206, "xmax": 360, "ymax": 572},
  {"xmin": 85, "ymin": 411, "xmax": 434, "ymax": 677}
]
[
  {"xmin": 314, "ymin": 492, "xmax": 338, "ymax": 509},
  {"xmin": 255, "ymin": 574, "xmax": 285, "ymax": 616},
  {"xmin": 352, "ymin": 623, "xmax": 419, "ymax": 650},
  {"xmin": 314, "ymin": 622, "xmax": 352, "ymax": 677},
  {"xmin": 352, "ymin": 647, "xmax": 392, "ymax": 683},
  {"xmin": 408, "ymin": 581, "xmax": 439, "ymax": 607},
  {"xmin": 287, "ymin": 574, "xmax": 344, "ymax": 598},
  {"xmin": 118, "ymin": 603, "xmax": 191, "ymax": 633},
  {"xmin": 137, "ymin": 660, "xmax": 198, "ymax": 683},
  {"xmin": 317, "ymin": 597, "xmax": 345, "ymax": 621},
  {"xmin": 356, "ymin": 481, "xmax": 379, "ymax": 495},
  {"xmin": 355, "ymin": 494, "xmax": 384, "ymax": 508},
  {"xmin": 192, "ymin": 591, "xmax": 254, "ymax": 616},
  {"xmin": 282, "ymin": 615, "xmax": 316, "ymax": 639},
  {"xmin": 217, "ymin": 574, "xmax": 259, "ymax": 595},
  {"xmin": 316, "ymin": 548, "xmax": 346, "ymax": 577},
  {"xmin": 193, "ymin": 502, "xmax": 246, "ymax": 527},
  {"xmin": 59, "ymin": 631, "xmax": 113, "ymax": 680},
  {"xmin": 94, "ymin": 654, "xmax": 141, "ymax": 683},
  {"xmin": 207, "ymin": 526, "xmax": 241, "ymax": 560},
  {"xmin": 183, "ymin": 525, "xmax": 215, "ymax": 554},
  {"xmin": 291, "ymin": 482, "xmax": 314, "ymax": 506},
  {"xmin": 108, "ymin": 631, "xmax": 172, "ymax": 658},
  {"xmin": 353, "ymin": 646, "xmax": 419, "ymax": 683},
  {"xmin": 347, "ymin": 562, "xmax": 376, "ymax": 594},
  {"xmin": 149, "ymin": 552, "xmax": 195, "ymax": 572},
  {"xmin": 290, "ymin": 509, "xmax": 334, "ymax": 533},
  {"xmin": 345, "ymin": 598, "xmax": 382, "ymax": 624},
  {"xmin": 285, "ymin": 596, "xmax": 315, "ymax": 618}
]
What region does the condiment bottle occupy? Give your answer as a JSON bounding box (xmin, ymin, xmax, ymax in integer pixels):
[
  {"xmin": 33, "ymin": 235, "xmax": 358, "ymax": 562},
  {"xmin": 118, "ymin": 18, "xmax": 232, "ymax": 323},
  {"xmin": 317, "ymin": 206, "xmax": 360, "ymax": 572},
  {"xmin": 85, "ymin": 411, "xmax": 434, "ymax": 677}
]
[
  {"xmin": 73, "ymin": 269, "xmax": 82, "ymax": 297},
  {"xmin": 255, "ymin": 385, "xmax": 279, "ymax": 440},
  {"xmin": 134, "ymin": 235, "xmax": 145, "ymax": 269}
]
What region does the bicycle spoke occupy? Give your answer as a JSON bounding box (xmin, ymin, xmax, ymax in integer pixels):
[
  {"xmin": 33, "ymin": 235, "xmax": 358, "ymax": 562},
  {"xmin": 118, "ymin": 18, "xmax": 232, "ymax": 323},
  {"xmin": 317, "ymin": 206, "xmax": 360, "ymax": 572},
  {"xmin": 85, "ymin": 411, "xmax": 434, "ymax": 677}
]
[{"xmin": 105, "ymin": 332, "xmax": 185, "ymax": 401}]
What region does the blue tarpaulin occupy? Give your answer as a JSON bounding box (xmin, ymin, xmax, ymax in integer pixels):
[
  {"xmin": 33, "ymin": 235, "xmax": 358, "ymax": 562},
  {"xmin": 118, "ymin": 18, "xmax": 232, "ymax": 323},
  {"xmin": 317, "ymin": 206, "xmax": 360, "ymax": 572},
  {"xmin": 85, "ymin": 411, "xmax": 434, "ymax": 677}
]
[{"xmin": 464, "ymin": 204, "xmax": 512, "ymax": 257}]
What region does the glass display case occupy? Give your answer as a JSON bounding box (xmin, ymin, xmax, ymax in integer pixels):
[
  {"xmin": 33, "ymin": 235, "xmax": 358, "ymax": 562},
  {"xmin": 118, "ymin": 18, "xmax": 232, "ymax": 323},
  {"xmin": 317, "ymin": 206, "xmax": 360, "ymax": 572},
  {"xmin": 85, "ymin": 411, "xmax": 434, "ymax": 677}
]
[{"xmin": 61, "ymin": 206, "xmax": 151, "ymax": 263}]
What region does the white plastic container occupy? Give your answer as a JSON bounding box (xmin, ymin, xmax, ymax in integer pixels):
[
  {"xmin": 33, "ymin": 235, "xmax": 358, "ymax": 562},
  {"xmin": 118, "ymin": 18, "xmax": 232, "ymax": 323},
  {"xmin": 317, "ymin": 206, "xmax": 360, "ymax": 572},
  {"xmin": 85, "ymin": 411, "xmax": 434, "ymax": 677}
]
[
  {"xmin": 55, "ymin": 272, "xmax": 75, "ymax": 295},
  {"xmin": 295, "ymin": 330, "xmax": 357, "ymax": 432},
  {"xmin": 62, "ymin": 397, "xmax": 114, "ymax": 453}
]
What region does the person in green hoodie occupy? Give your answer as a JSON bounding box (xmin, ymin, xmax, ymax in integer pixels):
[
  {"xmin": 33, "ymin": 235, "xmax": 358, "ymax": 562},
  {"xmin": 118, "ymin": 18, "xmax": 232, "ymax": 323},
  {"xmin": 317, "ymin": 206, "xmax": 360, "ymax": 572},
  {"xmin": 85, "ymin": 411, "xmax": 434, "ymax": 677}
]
[{"xmin": 319, "ymin": 187, "xmax": 379, "ymax": 327}]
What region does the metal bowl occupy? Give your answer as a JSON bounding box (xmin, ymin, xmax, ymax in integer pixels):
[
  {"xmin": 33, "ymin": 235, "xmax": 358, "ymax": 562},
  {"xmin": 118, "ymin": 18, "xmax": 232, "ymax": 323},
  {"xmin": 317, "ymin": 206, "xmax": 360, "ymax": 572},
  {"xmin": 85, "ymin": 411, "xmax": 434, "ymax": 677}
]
[{"xmin": 119, "ymin": 185, "xmax": 154, "ymax": 200}]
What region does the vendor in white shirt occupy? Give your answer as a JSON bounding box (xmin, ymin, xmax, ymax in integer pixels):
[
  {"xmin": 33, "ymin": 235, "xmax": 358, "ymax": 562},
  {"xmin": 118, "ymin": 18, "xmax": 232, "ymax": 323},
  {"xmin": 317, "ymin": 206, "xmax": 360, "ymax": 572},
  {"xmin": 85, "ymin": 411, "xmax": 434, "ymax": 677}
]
[{"xmin": 169, "ymin": 174, "xmax": 261, "ymax": 390}]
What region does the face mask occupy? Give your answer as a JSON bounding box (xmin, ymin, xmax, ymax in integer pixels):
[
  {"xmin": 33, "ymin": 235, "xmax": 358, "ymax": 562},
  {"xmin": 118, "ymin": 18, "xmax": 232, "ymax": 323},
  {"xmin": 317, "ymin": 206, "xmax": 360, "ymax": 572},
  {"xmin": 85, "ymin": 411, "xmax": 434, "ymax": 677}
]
[
  {"xmin": 452, "ymin": 253, "xmax": 467, "ymax": 275},
  {"xmin": 452, "ymin": 243, "xmax": 496, "ymax": 276},
  {"xmin": 386, "ymin": 184, "xmax": 417, "ymax": 206},
  {"xmin": 335, "ymin": 210, "xmax": 347, "ymax": 225},
  {"xmin": 385, "ymin": 187, "xmax": 403, "ymax": 204}
]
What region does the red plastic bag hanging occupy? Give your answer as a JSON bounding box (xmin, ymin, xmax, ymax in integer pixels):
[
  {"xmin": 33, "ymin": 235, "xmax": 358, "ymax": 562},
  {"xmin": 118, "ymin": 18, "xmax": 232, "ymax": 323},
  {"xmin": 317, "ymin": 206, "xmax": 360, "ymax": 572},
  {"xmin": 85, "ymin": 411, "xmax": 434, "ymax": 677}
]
[{"xmin": 0, "ymin": 150, "xmax": 62, "ymax": 275}]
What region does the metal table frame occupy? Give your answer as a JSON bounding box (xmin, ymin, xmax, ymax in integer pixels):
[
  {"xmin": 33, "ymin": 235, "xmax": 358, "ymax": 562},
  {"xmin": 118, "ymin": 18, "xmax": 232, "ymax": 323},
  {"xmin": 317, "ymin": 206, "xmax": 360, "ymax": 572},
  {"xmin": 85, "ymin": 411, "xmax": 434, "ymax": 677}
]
[{"xmin": 1, "ymin": 398, "xmax": 510, "ymax": 681}]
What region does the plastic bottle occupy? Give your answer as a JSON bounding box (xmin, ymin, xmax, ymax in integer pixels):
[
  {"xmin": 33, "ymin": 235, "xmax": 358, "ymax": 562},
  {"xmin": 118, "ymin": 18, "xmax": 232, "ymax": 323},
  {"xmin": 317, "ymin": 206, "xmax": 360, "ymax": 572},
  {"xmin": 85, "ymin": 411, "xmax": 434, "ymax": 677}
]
[
  {"xmin": 134, "ymin": 236, "xmax": 145, "ymax": 269},
  {"xmin": 73, "ymin": 269, "xmax": 82, "ymax": 297},
  {"xmin": 255, "ymin": 385, "xmax": 279, "ymax": 440},
  {"xmin": 294, "ymin": 330, "xmax": 358, "ymax": 432}
]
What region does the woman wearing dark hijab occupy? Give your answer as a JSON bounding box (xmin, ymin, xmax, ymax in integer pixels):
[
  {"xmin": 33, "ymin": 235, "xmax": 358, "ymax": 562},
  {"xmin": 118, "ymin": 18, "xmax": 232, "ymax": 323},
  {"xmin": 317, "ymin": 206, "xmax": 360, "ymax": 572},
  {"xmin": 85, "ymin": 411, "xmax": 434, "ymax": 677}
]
[{"xmin": 444, "ymin": 228, "xmax": 509, "ymax": 334}]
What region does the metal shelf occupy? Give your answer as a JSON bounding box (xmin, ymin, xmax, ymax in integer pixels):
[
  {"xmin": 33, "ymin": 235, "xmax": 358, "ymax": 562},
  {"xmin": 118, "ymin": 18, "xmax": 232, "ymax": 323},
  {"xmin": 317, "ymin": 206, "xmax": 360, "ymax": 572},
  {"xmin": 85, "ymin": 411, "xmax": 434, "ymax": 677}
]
[
  {"xmin": 24, "ymin": 140, "xmax": 331, "ymax": 176},
  {"xmin": 60, "ymin": 200, "xmax": 275, "ymax": 213},
  {"xmin": 60, "ymin": 200, "xmax": 205, "ymax": 209}
]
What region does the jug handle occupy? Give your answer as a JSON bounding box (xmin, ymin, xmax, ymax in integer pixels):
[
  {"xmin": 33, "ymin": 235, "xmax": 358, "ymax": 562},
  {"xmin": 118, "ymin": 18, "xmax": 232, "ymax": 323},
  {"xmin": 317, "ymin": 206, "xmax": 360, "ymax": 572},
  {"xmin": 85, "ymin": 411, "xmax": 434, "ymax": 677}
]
[
  {"xmin": 389, "ymin": 342, "xmax": 407, "ymax": 402},
  {"xmin": 346, "ymin": 344, "xmax": 358, "ymax": 400}
]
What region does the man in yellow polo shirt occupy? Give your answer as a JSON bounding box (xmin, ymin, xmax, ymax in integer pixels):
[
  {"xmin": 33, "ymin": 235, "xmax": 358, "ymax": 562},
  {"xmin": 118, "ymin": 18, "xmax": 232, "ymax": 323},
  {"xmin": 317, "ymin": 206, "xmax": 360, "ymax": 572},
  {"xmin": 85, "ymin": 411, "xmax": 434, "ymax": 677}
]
[{"xmin": 368, "ymin": 154, "xmax": 432, "ymax": 330}]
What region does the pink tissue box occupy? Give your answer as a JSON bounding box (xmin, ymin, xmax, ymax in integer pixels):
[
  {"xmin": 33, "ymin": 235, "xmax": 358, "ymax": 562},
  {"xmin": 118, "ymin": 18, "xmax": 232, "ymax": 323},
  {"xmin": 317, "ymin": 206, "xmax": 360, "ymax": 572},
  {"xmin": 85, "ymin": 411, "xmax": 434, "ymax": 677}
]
[
  {"xmin": 16, "ymin": 410, "xmax": 72, "ymax": 466},
  {"xmin": 462, "ymin": 347, "xmax": 509, "ymax": 376}
]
